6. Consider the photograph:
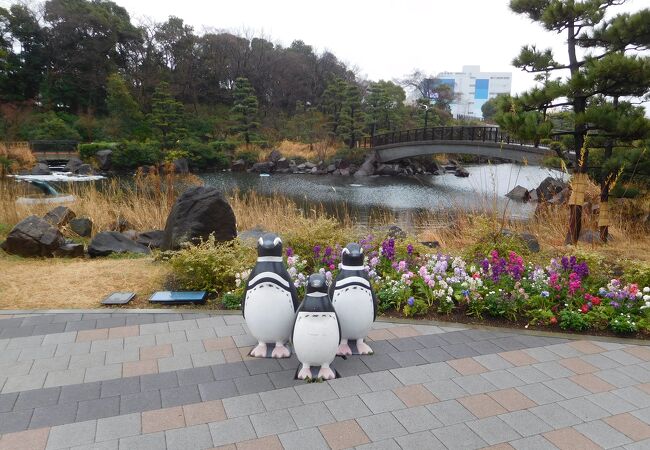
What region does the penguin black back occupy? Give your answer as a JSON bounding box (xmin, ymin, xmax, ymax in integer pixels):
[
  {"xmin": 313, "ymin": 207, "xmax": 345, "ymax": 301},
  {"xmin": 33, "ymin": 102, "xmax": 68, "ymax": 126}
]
[
  {"xmin": 257, "ymin": 233, "xmax": 283, "ymax": 257},
  {"xmin": 341, "ymin": 243, "xmax": 364, "ymax": 267},
  {"xmin": 299, "ymin": 274, "xmax": 335, "ymax": 313}
]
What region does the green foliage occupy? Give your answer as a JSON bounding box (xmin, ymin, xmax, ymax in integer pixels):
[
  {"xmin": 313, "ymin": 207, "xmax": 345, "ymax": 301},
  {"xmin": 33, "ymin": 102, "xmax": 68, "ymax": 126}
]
[
  {"xmin": 283, "ymin": 217, "xmax": 357, "ymax": 266},
  {"xmin": 150, "ymin": 81, "xmax": 186, "ymax": 148},
  {"xmin": 78, "ymin": 142, "xmax": 119, "ymax": 161},
  {"xmin": 558, "ymin": 308, "xmax": 590, "ymax": 331},
  {"xmin": 609, "ymin": 313, "xmax": 638, "ymax": 334},
  {"xmin": 112, "ymin": 141, "xmax": 162, "ymax": 169},
  {"xmin": 29, "ymin": 112, "xmax": 81, "ymax": 140},
  {"xmin": 221, "ymin": 292, "xmax": 243, "ymax": 310},
  {"xmin": 464, "ymin": 230, "xmax": 530, "ymax": 263},
  {"xmin": 106, "ymin": 73, "xmax": 146, "ymax": 139},
  {"xmin": 168, "ymin": 236, "xmax": 256, "ymax": 294},
  {"xmin": 230, "ymin": 77, "xmax": 259, "ymax": 145},
  {"xmin": 365, "ymin": 80, "xmax": 406, "ymax": 133}
]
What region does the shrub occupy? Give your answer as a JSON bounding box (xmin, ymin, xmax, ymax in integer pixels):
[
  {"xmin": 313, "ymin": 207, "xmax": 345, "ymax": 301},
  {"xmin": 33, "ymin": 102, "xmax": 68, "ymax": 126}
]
[
  {"xmin": 221, "ymin": 291, "xmax": 243, "ymax": 310},
  {"xmin": 609, "ymin": 313, "xmax": 638, "ymax": 334},
  {"xmin": 465, "ymin": 231, "xmax": 530, "ymax": 262},
  {"xmin": 112, "ymin": 141, "xmax": 162, "ymax": 170},
  {"xmin": 79, "ymin": 142, "xmax": 119, "ymax": 161},
  {"xmin": 178, "ymin": 140, "xmax": 231, "ymax": 170},
  {"xmin": 559, "ymin": 308, "xmax": 590, "ymax": 331},
  {"xmin": 283, "ymin": 217, "xmax": 357, "ymax": 267},
  {"xmin": 168, "ymin": 236, "xmax": 256, "ymax": 294}
]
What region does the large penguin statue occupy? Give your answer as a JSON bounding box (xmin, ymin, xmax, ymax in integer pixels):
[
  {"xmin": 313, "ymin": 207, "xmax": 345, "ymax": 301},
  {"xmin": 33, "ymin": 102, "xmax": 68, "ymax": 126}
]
[
  {"xmin": 243, "ymin": 233, "xmax": 299, "ymax": 358},
  {"xmin": 329, "ymin": 243, "xmax": 376, "ymax": 356},
  {"xmin": 292, "ymin": 273, "xmax": 341, "ymax": 380}
]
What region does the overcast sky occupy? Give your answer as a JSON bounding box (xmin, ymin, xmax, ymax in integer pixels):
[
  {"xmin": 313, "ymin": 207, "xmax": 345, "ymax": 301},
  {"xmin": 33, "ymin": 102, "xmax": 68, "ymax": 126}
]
[{"xmin": 109, "ymin": 0, "xmax": 646, "ymax": 96}]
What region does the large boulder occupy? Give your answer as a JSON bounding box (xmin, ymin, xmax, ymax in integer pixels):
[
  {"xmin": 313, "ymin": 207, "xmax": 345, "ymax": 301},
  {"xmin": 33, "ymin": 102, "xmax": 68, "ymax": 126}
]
[
  {"xmin": 0, "ymin": 216, "xmax": 65, "ymax": 257},
  {"xmin": 455, "ymin": 167, "xmax": 470, "ymax": 178},
  {"xmin": 95, "ymin": 150, "xmax": 113, "ymax": 171},
  {"xmin": 136, "ymin": 230, "xmax": 165, "ymax": 249},
  {"xmin": 31, "ymin": 163, "xmax": 51, "ymax": 175},
  {"xmin": 161, "ymin": 186, "xmax": 237, "ymax": 250},
  {"xmin": 231, "ymin": 159, "xmax": 247, "ymax": 172},
  {"xmin": 354, "ymin": 153, "xmax": 376, "ymax": 177},
  {"xmin": 250, "ymin": 162, "xmax": 274, "ymax": 174},
  {"xmin": 505, "ymin": 185, "xmax": 530, "ymax": 202},
  {"xmin": 275, "ymin": 158, "xmax": 290, "ymax": 170},
  {"xmin": 64, "ymin": 158, "xmax": 83, "ymax": 173},
  {"xmin": 267, "ymin": 149, "xmax": 283, "ymax": 163},
  {"xmin": 77, "ymin": 164, "xmax": 95, "ymax": 175},
  {"xmin": 88, "ymin": 231, "xmax": 151, "ymax": 257},
  {"xmin": 536, "ymin": 177, "xmax": 567, "ymax": 202},
  {"xmin": 70, "ymin": 217, "xmax": 93, "ymax": 237},
  {"xmin": 43, "ymin": 206, "xmax": 76, "ymax": 227},
  {"xmin": 54, "ymin": 242, "xmax": 85, "ymax": 258}
]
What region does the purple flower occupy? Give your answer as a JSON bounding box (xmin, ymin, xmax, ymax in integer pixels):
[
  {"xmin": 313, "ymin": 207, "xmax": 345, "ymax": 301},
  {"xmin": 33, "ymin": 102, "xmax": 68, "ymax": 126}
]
[
  {"xmin": 610, "ymin": 301, "xmax": 620, "ymax": 308},
  {"xmin": 313, "ymin": 245, "xmax": 321, "ymax": 258},
  {"xmin": 561, "ymin": 256, "xmax": 570, "ymax": 270},
  {"xmin": 407, "ymin": 244, "xmax": 414, "ymax": 256},
  {"xmin": 286, "ymin": 247, "xmax": 294, "ymax": 257},
  {"xmin": 381, "ymin": 239, "xmax": 395, "ymax": 261},
  {"xmin": 324, "ymin": 246, "xmax": 332, "ymax": 257},
  {"xmin": 407, "ymin": 297, "xmax": 415, "ymax": 306}
]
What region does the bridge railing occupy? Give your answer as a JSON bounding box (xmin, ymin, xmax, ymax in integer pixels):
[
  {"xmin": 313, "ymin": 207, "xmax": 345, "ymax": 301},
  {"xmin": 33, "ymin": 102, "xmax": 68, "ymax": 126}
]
[{"xmin": 361, "ymin": 126, "xmax": 529, "ymax": 148}]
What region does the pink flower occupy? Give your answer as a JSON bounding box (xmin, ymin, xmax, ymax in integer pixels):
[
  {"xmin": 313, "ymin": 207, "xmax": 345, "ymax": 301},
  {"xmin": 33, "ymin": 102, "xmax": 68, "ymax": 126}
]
[{"xmin": 329, "ymin": 264, "xmax": 335, "ymax": 271}]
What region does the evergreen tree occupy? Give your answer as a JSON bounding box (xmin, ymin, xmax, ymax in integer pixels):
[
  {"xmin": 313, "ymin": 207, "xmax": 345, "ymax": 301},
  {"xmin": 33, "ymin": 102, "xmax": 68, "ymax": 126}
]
[
  {"xmin": 150, "ymin": 81, "xmax": 186, "ymax": 148},
  {"xmin": 508, "ymin": 0, "xmax": 650, "ymax": 243},
  {"xmin": 106, "ymin": 73, "xmax": 145, "ymax": 139},
  {"xmin": 322, "ymin": 77, "xmax": 348, "ymax": 138},
  {"xmin": 229, "ymin": 77, "xmax": 259, "ymax": 146},
  {"xmin": 338, "ymin": 83, "xmax": 365, "ymax": 148},
  {"xmin": 365, "ymin": 80, "xmax": 406, "ymax": 134}
]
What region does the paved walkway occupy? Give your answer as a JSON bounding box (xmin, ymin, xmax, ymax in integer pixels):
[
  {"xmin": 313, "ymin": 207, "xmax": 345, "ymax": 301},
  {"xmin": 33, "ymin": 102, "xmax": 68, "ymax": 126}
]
[{"xmin": 0, "ymin": 311, "xmax": 649, "ymax": 450}]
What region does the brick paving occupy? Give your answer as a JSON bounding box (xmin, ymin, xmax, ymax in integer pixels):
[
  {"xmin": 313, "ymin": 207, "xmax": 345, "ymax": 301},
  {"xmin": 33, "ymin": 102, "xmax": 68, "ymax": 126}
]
[{"xmin": 0, "ymin": 312, "xmax": 649, "ymax": 449}]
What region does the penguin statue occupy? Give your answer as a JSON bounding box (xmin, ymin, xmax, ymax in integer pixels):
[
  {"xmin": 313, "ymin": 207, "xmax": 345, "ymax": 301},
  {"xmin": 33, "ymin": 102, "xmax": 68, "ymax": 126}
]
[
  {"xmin": 243, "ymin": 233, "xmax": 299, "ymax": 358},
  {"xmin": 292, "ymin": 273, "xmax": 341, "ymax": 380},
  {"xmin": 329, "ymin": 243, "xmax": 376, "ymax": 356}
]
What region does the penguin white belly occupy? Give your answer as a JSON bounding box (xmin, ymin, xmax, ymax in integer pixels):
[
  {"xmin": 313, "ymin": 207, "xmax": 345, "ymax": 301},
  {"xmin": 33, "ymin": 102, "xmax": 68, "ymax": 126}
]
[
  {"xmin": 332, "ymin": 287, "xmax": 374, "ymax": 340},
  {"xmin": 293, "ymin": 313, "xmax": 339, "ymax": 366},
  {"xmin": 245, "ymin": 282, "xmax": 295, "ymax": 343}
]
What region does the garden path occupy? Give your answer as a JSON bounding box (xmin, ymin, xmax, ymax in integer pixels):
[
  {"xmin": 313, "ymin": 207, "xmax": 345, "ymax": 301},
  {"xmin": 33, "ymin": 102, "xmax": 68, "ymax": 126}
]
[{"xmin": 0, "ymin": 310, "xmax": 649, "ymax": 449}]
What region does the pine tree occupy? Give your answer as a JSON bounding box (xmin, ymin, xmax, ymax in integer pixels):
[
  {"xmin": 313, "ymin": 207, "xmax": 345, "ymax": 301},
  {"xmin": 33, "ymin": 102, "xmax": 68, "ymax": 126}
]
[
  {"xmin": 322, "ymin": 77, "xmax": 348, "ymax": 138},
  {"xmin": 229, "ymin": 77, "xmax": 259, "ymax": 146},
  {"xmin": 508, "ymin": 0, "xmax": 650, "ymax": 243},
  {"xmin": 150, "ymin": 81, "xmax": 186, "ymax": 148},
  {"xmin": 338, "ymin": 83, "xmax": 365, "ymax": 149},
  {"xmin": 106, "ymin": 73, "xmax": 145, "ymax": 139}
]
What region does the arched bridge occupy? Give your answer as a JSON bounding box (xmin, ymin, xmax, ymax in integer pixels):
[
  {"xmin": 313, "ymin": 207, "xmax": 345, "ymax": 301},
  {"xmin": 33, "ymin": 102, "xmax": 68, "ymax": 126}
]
[{"xmin": 362, "ymin": 126, "xmax": 555, "ymax": 164}]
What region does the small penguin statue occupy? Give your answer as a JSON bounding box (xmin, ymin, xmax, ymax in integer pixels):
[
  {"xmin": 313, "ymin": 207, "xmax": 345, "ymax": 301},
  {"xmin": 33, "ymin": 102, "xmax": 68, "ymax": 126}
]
[
  {"xmin": 329, "ymin": 243, "xmax": 376, "ymax": 356},
  {"xmin": 292, "ymin": 273, "xmax": 341, "ymax": 380},
  {"xmin": 243, "ymin": 233, "xmax": 299, "ymax": 358}
]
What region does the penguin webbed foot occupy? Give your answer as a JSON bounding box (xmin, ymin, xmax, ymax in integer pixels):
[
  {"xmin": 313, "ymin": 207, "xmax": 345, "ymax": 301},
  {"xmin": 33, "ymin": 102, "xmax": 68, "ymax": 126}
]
[
  {"xmin": 250, "ymin": 343, "xmax": 268, "ymax": 358},
  {"xmin": 336, "ymin": 342, "xmax": 353, "ymax": 356},
  {"xmin": 356, "ymin": 340, "xmax": 374, "ymax": 355},
  {"xmin": 318, "ymin": 366, "xmax": 336, "ymax": 380},
  {"xmin": 271, "ymin": 343, "xmax": 290, "ymax": 358},
  {"xmin": 297, "ymin": 365, "xmax": 312, "ymax": 380}
]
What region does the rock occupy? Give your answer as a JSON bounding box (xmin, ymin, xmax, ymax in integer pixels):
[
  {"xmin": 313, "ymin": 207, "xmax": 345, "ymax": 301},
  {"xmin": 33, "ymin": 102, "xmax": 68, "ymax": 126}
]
[
  {"xmin": 231, "ymin": 159, "xmax": 246, "ymax": 172},
  {"xmin": 376, "ymin": 164, "xmax": 398, "ymax": 176},
  {"xmin": 528, "ymin": 189, "xmax": 538, "ymax": 202},
  {"xmin": 387, "ymin": 225, "xmax": 407, "ymax": 240},
  {"xmin": 578, "ymin": 230, "xmax": 611, "ymax": 244},
  {"xmin": 54, "ymin": 243, "xmax": 85, "ymax": 258},
  {"xmin": 454, "ymin": 167, "xmax": 470, "ymax": 177},
  {"xmin": 251, "ymin": 162, "xmax": 274, "ymax": 173},
  {"xmin": 122, "ymin": 229, "xmax": 139, "ymax": 241},
  {"xmin": 505, "ymin": 185, "xmax": 530, "ymax": 202},
  {"xmin": 172, "ymin": 158, "xmax": 189, "ymax": 174},
  {"xmin": 549, "ymin": 187, "xmax": 571, "ymax": 205},
  {"xmin": 304, "ymin": 162, "xmax": 316, "ymax": 170},
  {"xmin": 31, "ymin": 163, "xmax": 51, "ymax": 175},
  {"xmin": 161, "ymin": 186, "xmax": 237, "ymax": 250},
  {"xmin": 267, "ymin": 149, "xmax": 282, "ymax": 163},
  {"xmin": 536, "ymin": 176, "xmax": 567, "ymax": 202},
  {"xmin": 339, "ymin": 168, "xmax": 350, "ymax": 176},
  {"xmin": 112, "ymin": 217, "xmax": 132, "ymax": 233},
  {"xmin": 136, "ymin": 230, "xmax": 165, "ymax": 249},
  {"xmin": 326, "ymin": 164, "xmax": 336, "ymax": 173},
  {"xmin": 0, "ymin": 215, "xmax": 65, "ymax": 257},
  {"xmin": 43, "ymin": 206, "xmax": 76, "ymax": 227},
  {"xmin": 64, "ymin": 158, "xmax": 83, "ymax": 173},
  {"xmin": 275, "ymin": 158, "xmax": 290, "ymax": 170},
  {"xmin": 77, "ymin": 164, "xmax": 94, "ymax": 175},
  {"xmin": 88, "ymin": 231, "xmax": 151, "ymax": 257},
  {"xmin": 70, "ymin": 217, "xmax": 93, "ymax": 237},
  {"xmin": 95, "ymin": 150, "xmax": 113, "ymax": 171},
  {"xmin": 420, "ymin": 241, "xmax": 441, "ymax": 248},
  {"xmin": 310, "ymin": 166, "xmax": 318, "ymax": 174},
  {"xmin": 501, "ymin": 229, "xmax": 541, "ymax": 253},
  {"xmin": 354, "ymin": 153, "xmax": 376, "ymax": 177}
]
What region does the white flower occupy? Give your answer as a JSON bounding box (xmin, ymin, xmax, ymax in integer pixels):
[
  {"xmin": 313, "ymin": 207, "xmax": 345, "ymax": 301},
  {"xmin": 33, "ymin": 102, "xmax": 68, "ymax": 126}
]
[
  {"xmin": 644, "ymin": 287, "xmax": 650, "ymax": 293},
  {"xmin": 644, "ymin": 295, "xmax": 650, "ymax": 302}
]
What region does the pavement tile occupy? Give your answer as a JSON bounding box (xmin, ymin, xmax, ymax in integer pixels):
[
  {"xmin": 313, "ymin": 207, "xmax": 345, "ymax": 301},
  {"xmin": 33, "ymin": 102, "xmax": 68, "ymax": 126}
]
[
  {"xmin": 142, "ymin": 405, "xmax": 186, "ymax": 433},
  {"xmin": 107, "ymin": 326, "xmax": 139, "ymax": 340},
  {"xmin": 567, "ymin": 340, "xmax": 605, "ymax": 354},
  {"xmin": 14, "ymin": 387, "xmax": 61, "ymax": 410},
  {"xmin": 139, "ymin": 344, "xmax": 173, "ymax": 360},
  {"xmin": 367, "ymin": 329, "xmax": 396, "ymax": 341},
  {"xmin": 0, "ymin": 427, "xmax": 50, "ymax": 450},
  {"xmin": 466, "ymin": 416, "xmax": 521, "ymax": 445},
  {"xmin": 259, "ymin": 387, "xmax": 302, "ymax": 411},
  {"xmin": 360, "ymin": 390, "xmax": 405, "ymax": 414},
  {"xmin": 392, "ymin": 405, "xmax": 442, "ymax": 433},
  {"xmin": 544, "ymin": 378, "xmax": 590, "ymax": 399},
  {"xmin": 574, "ymin": 420, "xmax": 632, "ymax": 448},
  {"xmin": 612, "ymin": 386, "xmax": 650, "ymax": 408},
  {"xmin": 361, "ymin": 354, "xmax": 400, "ymax": 371},
  {"xmin": 161, "ymin": 384, "xmax": 202, "ymax": 407},
  {"xmin": 84, "ymin": 364, "xmax": 122, "ymax": 383},
  {"xmin": 101, "ymin": 377, "xmax": 140, "ymax": 398},
  {"xmin": 543, "ymin": 428, "xmax": 600, "ymax": 450},
  {"xmin": 192, "ymin": 351, "xmax": 226, "ymax": 368},
  {"xmin": 158, "ymin": 354, "xmax": 193, "ymax": 372},
  {"xmin": 587, "ymin": 391, "xmax": 637, "ymax": 415},
  {"xmin": 288, "ymin": 402, "xmax": 335, "ymax": 429},
  {"xmin": 488, "ymin": 388, "xmax": 537, "ymax": 412},
  {"xmin": 426, "ymin": 399, "xmax": 477, "ymax": 425},
  {"xmin": 234, "ymin": 373, "xmax": 274, "ymax": 395},
  {"xmin": 604, "ymin": 413, "xmax": 650, "ymax": 441},
  {"xmin": 117, "ymin": 429, "xmax": 164, "ymax": 448},
  {"xmin": 523, "ymin": 347, "xmax": 562, "ymax": 362},
  {"xmin": 95, "ymin": 413, "xmax": 141, "ymax": 442},
  {"xmin": 357, "ymin": 411, "xmax": 408, "ymax": 442},
  {"xmin": 423, "ymin": 379, "xmax": 468, "ymax": 400},
  {"xmin": 442, "ymin": 343, "xmax": 480, "ymax": 358},
  {"xmin": 448, "ymin": 357, "xmax": 488, "ymax": 375},
  {"xmin": 395, "ymin": 430, "xmax": 445, "ymax": 449},
  {"xmin": 203, "ymin": 337, "xmax": 236, "ymax": 351},
  {"xmin": 60, "ymin": 382, "xmax": 101, "ymax": 404},
  {"xmin": 209, "ymin": 416, "xmax": 256, "ymax": 447},
  {"xmin": 76, "ymin": 329, "xmax": 108, "ymax": 342},
  {"xmin": 507, "ymin": 366, "xmax": 551, "ymax": 384},
  {"xmin": 44, "ymin": 368, "xmax": 86, "ymax": 388},
  {"xmin": 29, "ymin": 403, "xmax": 78, "ymax": 428},
  {"xmin": 498, "ymin": 410, "xmax": 553, "ymax": 437},
  {"xmin": 3, "ymin": 373, "xmax": 46, "ymax": 393},
  {"xmin": 319, "ymin": 419, "xmax": 370, "ymax": 449},
  {"xmin": 533, "ymin": 362, "xmax": 575, "ymax": 379},
  {"xmin": 327, "ymin": 376, "xmax": 371, "ymax": 397},
  {"xmin": 222, "ymin": 393, "xmax": 265, "ymax": 418},
  {"xmin": 119, "ymin": 390, "xmax": 161, "ymax": 415},
  {"xmin": 623, "ymin": 346, "xmax": 650, "ymax": 361},
  {"xmin": 393, "ymin": 384, "xmax": 438, "ymax": 407},
  {"xmin": 432, "ymin": 423, "xmax": 487, "ymax": 450},
  {"xmin": 388, "ymin": 350, "xmax": 427, "ymax": 367},
  {"xmin": 46, "ymin": 420, "xmax": 96, "ymax": 449},
  {"xmin": 621, "ymin": 364, "xmax": 650, "ymax": 383},
  {"xmin": 76, "ymin": 396, "xmax": 119, "ymax": 421},
  {"xmin": 529, "ymin": 403, "xmax": 582, "ymax": 430},
  {"xmin": 279, "ymin": 428, "xmax": 328, "ymax": 450},
  {"xmin": 546, "ymin": 344, "xmax": 584, "ymax": 359},
  {"xmin": 212, "ymin": 362, "xmax": 249, "ymax": 380},
  {"xmin": 416, "ymin": 347, "xmax": 453, "ymax": 363},
  {"xmin": 183, "ymin": 399, "xmax": 226, "ymax": 426},
  {"xmin": 499, "ymin": 350, "xmax": 538, "ymax": 367},
  {"xmin": 603, "ymin": 350, "xmax": 644, "ymax": 366},
  {"xmin": 268, "ymin": 369, "xmax": 303, "ymax": 389},
  {"xmin": 250, "ymin": 409, "xmax": 297, "ymax": 437},
  {"xmin": 325, "ymin": 395, "xmax": 373, "ymax": 421},
  {"xmin": 199, "ymin": 380, "xmax": 239, "ymax": 401},
  {"xmin": 581, "ymin": 354, "xmax": 621, "ymax": 370},
  {"xmin": 122, "ymin": 359, "xmax": 158, "ymax": 377},
  {"xmin": 569, "ymin": 373, "xmax": 615, "ymax": 393},
  {"xmin": 0, "ymin": 392, "xmax": 18, "ymax": 413},
  {"xmin": 140, "ymin": 371, "xmax": 179, "ymax": 392},
  {"xmin": 481, "ymin": 369, "xmax": 527, "ymax": 389},
  {"xmin": 558, "ymin": 357, "xmax": 598, "ymax": 374},
  {"xmin": 595, "ymin": 368, "xmax": 638, "ymax": 388},
  {"xmin": 176, "ymin": 367, "xmax": 215, "ymax": 386},
  {"xmin": 360, "ymin": 371, "xmax": 402, "ymax": 391},
  {"xmin": 473, "ymin": 354, "xmax": 514, "ymax": 371},
  {"xmin": 453, "ymin": 374, "xmax": 497, "ymax": 394},
  {"xmin": 389, "ymin": 326, "xmax": 420, "ymax": 338},
  {"xmin": 558, "ymin": 397, "xmax": 610, "ymax": 422},
  {"xmin": 458, "ymin": 393, "xmax": 508, "ymax": 418},
  {"xmin": 294, "ymin": 382, "xmax": 338, "ymax": 403},
  {"xmin": 508, "ymin": 435, "xmax": 556, "ymax": 450},
  {"xmin": 165, "ymin": 423, "xmax": 213, "ymax": 450},
  {"xmin": 0, "ymin": 410, "xmax": 32, "ymax": 433}
]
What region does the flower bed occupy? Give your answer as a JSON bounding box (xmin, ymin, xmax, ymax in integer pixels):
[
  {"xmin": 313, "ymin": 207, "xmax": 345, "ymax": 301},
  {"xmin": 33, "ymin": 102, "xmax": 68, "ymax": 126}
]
[{"xmin": 225, "ymin": 236, "xmax": 650, "ymax": 336}]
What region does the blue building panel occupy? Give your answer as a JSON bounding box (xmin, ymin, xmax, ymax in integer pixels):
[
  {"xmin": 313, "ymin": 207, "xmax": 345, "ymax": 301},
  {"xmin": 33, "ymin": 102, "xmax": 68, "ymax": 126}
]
[{"xmin": 474, "ymin": 79, "xmax": 489, "ymax": 99}]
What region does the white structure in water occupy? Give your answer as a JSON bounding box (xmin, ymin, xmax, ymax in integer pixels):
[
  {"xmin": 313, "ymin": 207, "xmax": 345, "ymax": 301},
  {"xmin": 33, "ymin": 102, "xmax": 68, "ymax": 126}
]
[{"xmin": 433, "ymin": 65, "xmax": 512, "ymax": 119}]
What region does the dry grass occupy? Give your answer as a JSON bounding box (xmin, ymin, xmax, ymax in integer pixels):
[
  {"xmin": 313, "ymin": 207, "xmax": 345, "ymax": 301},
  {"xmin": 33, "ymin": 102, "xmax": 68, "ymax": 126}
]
[
  {"xmin": 0, "ymin": 142, "xmax": 35, "ymax": 174},
  {"xmin": 0, "ymin": 256, "xmax": 169, "ymax": 309}
]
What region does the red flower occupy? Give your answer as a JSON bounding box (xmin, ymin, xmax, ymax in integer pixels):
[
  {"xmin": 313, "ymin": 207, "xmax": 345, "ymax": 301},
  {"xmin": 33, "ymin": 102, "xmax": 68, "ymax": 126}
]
[
  {"xmin": 591, "ymin": 297, "xmax": 601, "ymax": 306},
  {"xmin": 581, "ymin": 304, "xmax": 589, "ymax": 313},
  {"xmin": 550, "ymin": 316, "xmax": 558, "ymax": 325}
]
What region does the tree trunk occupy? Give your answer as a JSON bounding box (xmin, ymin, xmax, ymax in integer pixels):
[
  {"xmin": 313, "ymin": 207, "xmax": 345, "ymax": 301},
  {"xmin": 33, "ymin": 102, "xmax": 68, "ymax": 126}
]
[{"xmin": 599, "ymin": 97, "xmax": 619, "ymax": 243}]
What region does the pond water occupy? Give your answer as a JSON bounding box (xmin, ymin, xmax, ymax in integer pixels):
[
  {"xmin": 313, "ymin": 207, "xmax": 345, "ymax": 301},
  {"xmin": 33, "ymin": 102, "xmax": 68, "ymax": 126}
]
[{"xmin": 200, "ymin": 164, "xmax": 568, "ymax": 228}]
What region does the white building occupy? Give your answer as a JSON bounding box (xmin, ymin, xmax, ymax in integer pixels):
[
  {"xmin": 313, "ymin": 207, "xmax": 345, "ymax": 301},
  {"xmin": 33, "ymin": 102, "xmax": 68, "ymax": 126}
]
[{"xmin": 433, "ymin": 65, "xmax": 512, "ymax": 119}]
